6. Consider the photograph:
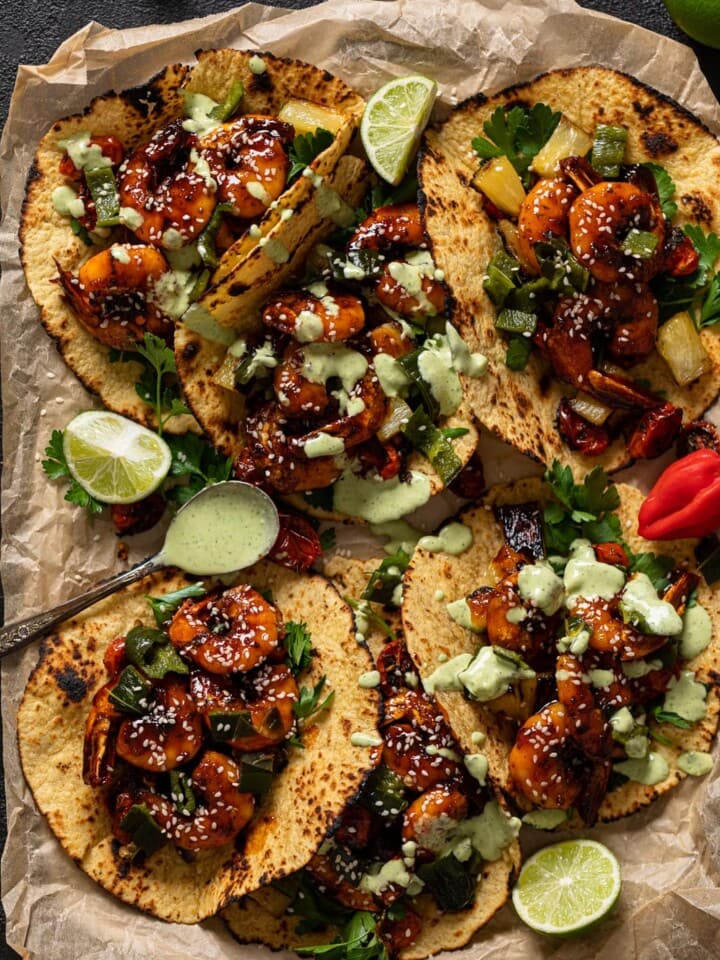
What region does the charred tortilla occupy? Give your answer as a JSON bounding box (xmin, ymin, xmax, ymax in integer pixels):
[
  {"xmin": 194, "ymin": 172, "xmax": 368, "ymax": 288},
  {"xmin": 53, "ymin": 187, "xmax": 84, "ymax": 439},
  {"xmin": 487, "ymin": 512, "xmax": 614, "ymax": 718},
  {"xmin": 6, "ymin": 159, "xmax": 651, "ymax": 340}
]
[
  {"xmin": 17, "ymin": 563, "xmax": 381, "ymax": 923},
  {"xmin": 419, "ymin": 67, "xmax": 720, "ymax": 472},
  {"xmin": 402, "ymin": 477, "xmax": 720, "ymax": 822},
  {"xmin": 20, "ymin": 49, "xmax": 364, "ymax": 430}
]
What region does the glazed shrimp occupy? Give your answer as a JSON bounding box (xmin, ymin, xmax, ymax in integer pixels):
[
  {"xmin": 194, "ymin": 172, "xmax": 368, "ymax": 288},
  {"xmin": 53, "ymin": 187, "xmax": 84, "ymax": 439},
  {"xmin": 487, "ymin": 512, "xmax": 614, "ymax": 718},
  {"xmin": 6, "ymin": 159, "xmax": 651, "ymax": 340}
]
[
  {"xmin": 262, "ymin": 288, "xmax": 366, "ymax": 342},
  {"xmin": 168, "ymin": 584, "xmax": 282, "ymax": 674},
  {"xmin": 115, "ymin": 677, "xmax": 204, "ymax": 772},
  {"xmin": 198, "ymin": 115, "xmax": 293, "ymax": 218},
  {"xmin": 367, "ymin": 320, "xmax": 415, "ymax": 358},
  {"xmin": 83, "ymin": 682, "xmax": 123, "ymax": 787},
  {"xmin": 347, "ymin": 202, "xmax": 427, "ymax": 252},
  {"xmin": 189, "ymin": 663, "xmax": 299, "ymax": 751},
  {"xmin": 571, "ymin": 595, "xmax": 668, "ymax": 661},
  {"xmin": 273, "ymin": 343, "xmax": 331, "ymax": 417},
  {"xmin": 401, "ymin": 782, "xmax": 468, "ymax": 856},
  {"xmin": 382, "ymin": 691, "xmax": 463, "ymax": 791},
  {"xmin": 375, "ymin": 262, "xmax": 446, "ymax": 318},
  {"xmin": 517, "ymin": 177, "xmax": 579, "ymax": 274},
  {"xmin": 138, "ymin": 750, "xmax": 255, "ymax": 851},
  {"xmin": 118, "ymin": 119, "xmax": 217, "ymax": 247},
  {"xmin": 304, "ymin": 369, "xmax": 387, "ymax": 449},
  {"xmin": 568, "ymin": 180, "xmax": 665, "ymax": 283},
  {"xmin": 588, "ymin": 281, "xmax": 659, "ymax": 367},
  {"xmin": 56, "ymin": 244, "xmax": 174, "ymax": 351},
  {"xmin": 306, "ymin": 853, "xmax": 379, "ymax": 911}
]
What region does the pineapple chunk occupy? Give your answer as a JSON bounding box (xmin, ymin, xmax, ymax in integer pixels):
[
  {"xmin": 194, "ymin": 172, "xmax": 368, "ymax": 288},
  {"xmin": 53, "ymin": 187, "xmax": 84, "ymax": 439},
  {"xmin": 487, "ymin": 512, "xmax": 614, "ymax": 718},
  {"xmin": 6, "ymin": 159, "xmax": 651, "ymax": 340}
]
[
  {"xmin": 212, "ymin": 351, "xmax": 240, "ymax": 392},
  {"xmin": 569, "ymin": 395, "xmax": 612, "ymax": 425},
  {"xmin": 656, "ymin": 311, "xmax": 712, "ymax": 386},
  {"xmin": 472, "ymin": 156, "xmax": 526, "ymax": 217},
  {"xmin": 278, "ymin": 99, "xmax": 344, "ymax": 135},
  {"xmin": 530, "ymin": 115, "xmax": 593, "ymax": 177}
]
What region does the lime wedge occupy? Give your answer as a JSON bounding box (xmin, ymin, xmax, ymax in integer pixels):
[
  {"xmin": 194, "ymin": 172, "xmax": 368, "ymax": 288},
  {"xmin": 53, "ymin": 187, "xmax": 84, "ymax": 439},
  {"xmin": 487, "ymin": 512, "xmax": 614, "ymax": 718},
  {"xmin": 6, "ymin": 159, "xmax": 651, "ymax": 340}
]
[
  {"xmin": 360, "ymin": 74, "xmax": 437, "ymax": 185},
  {"xmin": 512, "ymin": 839, "xmax": 621, "ymax": 936},
  {"xmin": 63, "ymin": 411, "xmax": 172, "ymax": 504}
]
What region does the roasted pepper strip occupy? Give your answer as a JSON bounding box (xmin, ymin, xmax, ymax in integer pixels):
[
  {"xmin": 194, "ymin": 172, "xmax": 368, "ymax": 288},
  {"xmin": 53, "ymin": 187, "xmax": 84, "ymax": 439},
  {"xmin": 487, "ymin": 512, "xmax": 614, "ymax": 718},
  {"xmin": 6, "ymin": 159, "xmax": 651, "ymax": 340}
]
[
  {"xmin": 401, "ymin": 407, "xmax": 463, "ymax": 485},
  {"xmin": 638, "ymin": 449, "xmax": 720, "ymax": 540},
  {"xmin": 84, "ymin": 165, "xmax": 120, "ymax": 226}
]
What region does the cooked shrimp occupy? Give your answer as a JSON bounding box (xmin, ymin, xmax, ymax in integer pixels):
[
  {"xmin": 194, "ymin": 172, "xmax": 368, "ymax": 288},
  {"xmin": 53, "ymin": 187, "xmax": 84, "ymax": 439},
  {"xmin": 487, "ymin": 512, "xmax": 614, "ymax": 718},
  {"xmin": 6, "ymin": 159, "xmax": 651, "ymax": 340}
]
[
  {"xmin": 568, "ymin": 181, "xmax": 665, "ymax": 283},
  {"xmin": 401, "ymin": 783, "xmax": 468, "ymax": 856},
  {"xmin": 273, "ymin": 343, "xmax": 331, "ymax": 417},
  {"xmin": 306, "ymin": 369, "xmax": 387, "ymax": 448},
  {"xmin": 115, "ymin": 677, "xmax": 204, "ymax": 772},
  {"xmin": 263, "ymin": 288, "xmax": 366, "ymax": 343},
  {"xmin": 347, "ymin": 202, "xmax": 427, "ymax": 252},
  {"xmin": 367, "ymin": 320, "xmax": 414, "ymax": 358},
  {"xmin": 517, "ymin": 177, "xmax": 579, "ymax": 274},
  {"xmin": 189, "ymin": 662, "xmax": 298, "ymax": 751},
  {"xmin": 83, "ymin": 682, "xmax": 123, "ymax": 787},
  {"xmin": 168, "ymin": 584, "xmax": 282, "ymax": 674},
  {"xmin": 375, "ymin": 262, "xmax": 446, "ymax": 318},
  {"xmin": 571, "ymin": 596, "xmax": 668, "ymax": 661},
  {"xmin": 538, "ymin": 293, "xmax": 597, "ymax": 388},
  {"xmin": 306, "ymin": 852, "xmax": 379, "ymax": 911},
  {"xmin": 198, "ymin": 115, "xmax": 293, "ymax": 218},
  {"xmin": 118, "ymin": 119, "xmax": 217, "ymax": 246},
  {"xmin": 591, "ymin": 281, "xmax": 659, "ymax": 366},
  {"xmin": 56, "ymin": 244, "xmax": 173, "ymax": 350},
  {"xmin": 138, "ymin": 750, "xmax": 255, "ymax": 851},
  {"xmin": 382, "ymin": 691, "xmax": 463, "ymax": 791}
]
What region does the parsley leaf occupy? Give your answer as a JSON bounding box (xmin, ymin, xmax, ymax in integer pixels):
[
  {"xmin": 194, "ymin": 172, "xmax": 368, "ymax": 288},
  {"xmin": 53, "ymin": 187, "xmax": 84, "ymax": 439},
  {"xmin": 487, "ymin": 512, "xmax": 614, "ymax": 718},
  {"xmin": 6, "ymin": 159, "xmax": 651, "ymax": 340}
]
[
  {"xmin": 164, "ymin": 433, "xmax": 233, "ymax": 506},
  {"xmin": 41, "ymin": 429, "xmax": 104, "ymax": 517},
  {"xmin": 685, "ymin": 225, "xmax": 720, "ymax": 285},
  {"xmin": 297, "ymin": 911, "xmax": 388, "ymax": 960},
  {"xmin": 699, "ymin": 273, "xmax": 720, "ymax": 328},
  {"xmin": 628, "ymin": 552, "xmax": 675, "ymax": 592},
  {"xmin": 650, "ymin": 705, "xmax": 694, "ymax": 730},
  {"xmin": 362, "ymin": 548, "xmax": 410, "ymax": 607},
  {"xmin": 543, "ymin": 462, "xmax": 621, "ymax": 553},
  {"xmin": 283, "ymin": 621, "xmax": 313, "ymax": 675},
  {"xmin": 472, "ymin": 104, "xmax": 560, "ymax": 186},
  {"xmin": 121, "ymin": 332, "xmax": 191, "ymax": 434},
  {"xmin": 344, "ymin": 597, "xmax": 397, "ymax": 642},
  {"xmin": 293, "ymin": 676, "xmax": 335, "ymax": 720},
  {"xmin": 643, "ymin": 163, "xmax": 677, "ymax": 220},
  {"xmin": 145, "ymin": 582, "xmax": 207, "ymax": 626},
  {"xmin": 288, "ymin": 128, "xmax": 334, "ymax": 184}
]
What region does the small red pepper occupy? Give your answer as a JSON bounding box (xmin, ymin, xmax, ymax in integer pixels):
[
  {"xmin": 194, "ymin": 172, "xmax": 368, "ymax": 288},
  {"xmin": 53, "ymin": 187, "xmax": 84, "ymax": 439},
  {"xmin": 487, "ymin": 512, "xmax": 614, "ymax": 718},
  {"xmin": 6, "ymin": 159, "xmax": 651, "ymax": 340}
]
[{"xmin": 638, "ymin": 449, "xmax": 720, "ymax": 540}]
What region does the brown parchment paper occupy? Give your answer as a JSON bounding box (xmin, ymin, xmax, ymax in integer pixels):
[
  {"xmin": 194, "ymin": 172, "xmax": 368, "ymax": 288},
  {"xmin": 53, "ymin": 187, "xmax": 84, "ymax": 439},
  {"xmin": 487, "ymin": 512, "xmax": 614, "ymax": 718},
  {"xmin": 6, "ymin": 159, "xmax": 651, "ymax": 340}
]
[{"xmin": 1, "ymin": 1, "xmax": 719, "ymax": 958}]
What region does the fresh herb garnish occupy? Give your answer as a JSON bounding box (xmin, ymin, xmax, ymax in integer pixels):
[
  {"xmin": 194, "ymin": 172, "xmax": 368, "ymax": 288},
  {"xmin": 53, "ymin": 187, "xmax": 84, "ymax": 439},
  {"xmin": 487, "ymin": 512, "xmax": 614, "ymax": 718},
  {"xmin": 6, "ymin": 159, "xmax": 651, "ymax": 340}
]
[
  {"xmin": 283, "ymin": 620, "xmax": 313, "ymax": 675},
  {"xmin": 113, "ymin": 332, "xmax": 191, "ymax": 434},
  {"xmin": 543, "ymin": 462, "xmax": 622, "ymax": 554},
  {"xmin": 69, "ymin": 216, "xmax": 93, "ymax": 246},
  {"xmin": 654, "ymin": 225, "xmax": 720, "ymax": 324},
  {"xmin": 319, "ymin": 526, "xmax": 337, "ymax": 553},
  {"xmin": 297, "ymin": 911, "xmax": 388, "ymax": 960},
  {"xmin": 650, "ymin": 705, "xmax": 694, "ymax": 729},
  {"xmin": 164, "ymin": 433, "xmax": 233, "ymax": 506},
  {"xmin": 642, "ymin": 163, "xmax": 678, "ymax": 220},
  {"xmin": 145, "ymin": 582, "xmax": 207, "ymax": 626},
  {"xmin": 288, "ymin": 128, "xmax": 334, "ymax": 183},
  {"xmin": 696, "ymin": 535, "xmax": 720, "ymax": 585},
  {"xmin": 441, "ymin": 426, "xmax": 471, "ymax": 439},
  {"xmin": 627, "ymin": 552, "xmax": 675, "ymax": 592},
  {"xmin": 362, "ymin": 548, "xmax": 411, "ymax": 607},
  {"xmin": 293, "ymin": 676, "xmax": 335, "ymax": 720},
  {"xmin": 472, "ymin": 103, "xmax": 561, "ymax": 187},
  {"xmin": 41, "ymin": 429, "xmax": 104, "ymax": 517},
  {"xmin": 344, "ymin": 597, "xmax": 397, "ymax": 642}
]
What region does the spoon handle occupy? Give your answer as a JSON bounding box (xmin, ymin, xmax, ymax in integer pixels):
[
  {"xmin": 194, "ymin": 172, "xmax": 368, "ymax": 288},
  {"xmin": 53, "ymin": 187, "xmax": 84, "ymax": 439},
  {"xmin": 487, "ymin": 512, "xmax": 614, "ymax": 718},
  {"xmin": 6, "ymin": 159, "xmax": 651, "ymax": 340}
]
[{"xmin": 0, "ymin": 556, "xmax": 163, "ymax": 660}]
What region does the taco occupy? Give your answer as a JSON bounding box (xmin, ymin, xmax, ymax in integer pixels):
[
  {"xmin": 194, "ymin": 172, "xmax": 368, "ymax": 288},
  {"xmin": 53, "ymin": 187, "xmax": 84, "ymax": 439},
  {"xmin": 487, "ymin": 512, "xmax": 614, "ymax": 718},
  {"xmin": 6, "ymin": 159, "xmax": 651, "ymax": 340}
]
[
  {"xmin": 17, "ymin": 562, "xmax": 381, "ymax": 923},
  {"xmin": 224, "ymin": 636, "xmax": 520, "ymax": 960},
  {"xmin": 419, "ymin": 67, "xmax": 720, "ymax": 471},
  {"xmin": 20, "ymin": 48, "xmax": 365, "ymax": 431},
  {"xmin": 175, "ymin": 198, "xmax": 482, "ymax": 522},
  {"xmin": 402, "ymin": 469, "xmax": 720, "ymax": 827}
]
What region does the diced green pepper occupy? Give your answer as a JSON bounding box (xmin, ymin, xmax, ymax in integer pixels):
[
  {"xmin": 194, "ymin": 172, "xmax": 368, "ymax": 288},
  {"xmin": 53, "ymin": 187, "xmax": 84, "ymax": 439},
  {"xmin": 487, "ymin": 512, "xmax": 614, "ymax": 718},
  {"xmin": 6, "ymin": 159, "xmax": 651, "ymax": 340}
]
[
  {"xmin": 534, "ymin": 239, "xmax": 589, "ymax": 293},
  {"xmin": 622, "ymin": 229, "xmax": 659, "ymax": 259},
  {"xmin": 397, "ymin": 349, "xmax": 440, "ymax": 420},
  {"xmin": 361, "ymin": 548, "xmax": 411, "ymax": 606},
  {"xmin": 238, "ymin": 752, "xmax": 278, "ymax": 794},
  {"xmin": 125, "ymin": 626, "xmax": 189, "ymax": 679},
  {"xmin": 483, "ymin": 254, "xmax": 520, "ymax": 307},
  {"xmin": 84, "ymin": 165, "xmax": 120, "ymax": 227},
  {"xmin": 209, "ymin": 81, "xmax": 245, "ymax": 122},
  {"xmin": 108, "ymin": 666, "xmax": 153, "ymax": 715},
  {"xmin": 189, "ymin": 268, "xmax": 211, "ymax": 302},
  {"xmin": 169, "ymin": 770, "xmax": 197, "ymax": 815},
  {"xmin": 505, "ymin": 336, "xmax": 533, "ymax": 371},
  {"xmin": 507, "ymin": 277, "xmax": 550, "ymax": 313},
  {"xmin": 364, "ymin": 765, "xmax": 407, "ymax": 819},
  {"xmin": 401, "ymin": 407, "xmax": 463, "ymax": 486},
  {"xmin": 209, "ymin": 710, "xmax": 257, "ymax": 742},
  {"xmin": 591, "ymin": 124, "xmax": 628, "ymax": 179},
  {"xmin": 417, "ymin": 850, "xmax": 482, "ymax": 911},
  {"xmin": 197, "ymin": 202, "xmax": 237, "ymax": 268},
  {"xmin": 119, "ymin": 803, "xmax": 165, "ymax": 856},
  {"xmin": 495, "ymin": 308, "xmax": 537, "ymax": 336}
]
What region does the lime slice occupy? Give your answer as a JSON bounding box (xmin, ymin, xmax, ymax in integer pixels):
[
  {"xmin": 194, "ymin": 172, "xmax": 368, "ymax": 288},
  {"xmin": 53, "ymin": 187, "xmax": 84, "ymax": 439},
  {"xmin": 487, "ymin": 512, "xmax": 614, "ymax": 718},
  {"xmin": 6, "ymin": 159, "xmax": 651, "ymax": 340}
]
[
  {"xmin": 512, "ymin": 839, "xmax": 621, "ymax": 936},
  {"xmin": 360, "ymin": 74, "xmax": 437, "ymax": 185},
  {"xmin": 63, "ymin": 411, "xmax": 172, "ymax": 504}
]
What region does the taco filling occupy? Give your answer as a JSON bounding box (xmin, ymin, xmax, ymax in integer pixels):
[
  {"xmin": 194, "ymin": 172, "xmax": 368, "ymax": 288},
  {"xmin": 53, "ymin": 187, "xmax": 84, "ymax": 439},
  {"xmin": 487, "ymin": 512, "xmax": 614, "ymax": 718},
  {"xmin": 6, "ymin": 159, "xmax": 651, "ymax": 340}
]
[
  {"xmin": 402, "ymin": 469, "xmax": 719, "ymax": 827},
  {"xmin": 225, "ymin": 638, "xmax": 520, "ymax": 960}
]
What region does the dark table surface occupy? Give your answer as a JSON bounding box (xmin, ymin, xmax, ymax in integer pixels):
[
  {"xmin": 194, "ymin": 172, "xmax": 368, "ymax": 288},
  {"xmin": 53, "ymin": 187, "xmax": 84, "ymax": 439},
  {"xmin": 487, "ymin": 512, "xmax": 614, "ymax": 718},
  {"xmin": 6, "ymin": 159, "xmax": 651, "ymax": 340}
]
[{"xmin": 1, "ymin": 1, "xmax": 718, "ymax": 958}]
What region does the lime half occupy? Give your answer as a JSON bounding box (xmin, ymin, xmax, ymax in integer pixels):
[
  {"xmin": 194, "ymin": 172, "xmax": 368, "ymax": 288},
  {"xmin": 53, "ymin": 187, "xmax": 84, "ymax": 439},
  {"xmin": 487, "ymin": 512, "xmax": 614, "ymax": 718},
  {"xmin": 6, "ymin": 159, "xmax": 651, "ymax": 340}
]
[
  {"xmin": 663, "ymin": 0, "xmax": 720, "ymax": 49},
  {"xmin": 512, "ymin": 839, "xmax": 621, "ymax": 936},
  {"xmin": 63, "ymin": 411, "xmax": 172, "ymax": 504},
  {"xmin": 360, "ymin": 74, "xmax": 437, "ymax": 185}
]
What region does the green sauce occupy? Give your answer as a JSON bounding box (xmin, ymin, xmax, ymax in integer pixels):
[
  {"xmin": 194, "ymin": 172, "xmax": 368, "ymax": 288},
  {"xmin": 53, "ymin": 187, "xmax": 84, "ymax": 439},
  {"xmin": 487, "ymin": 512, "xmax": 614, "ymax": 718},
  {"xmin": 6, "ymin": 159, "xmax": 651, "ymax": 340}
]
[
  {"xmin": 371, "ymin": 519, "xmax": 422, "ymax": 555},
  {"xmin": 333, "ymin": 469, "xmax": 431, "ymax": 523},
  {"xmin": 160, "ymin": 483, "xmax": 279, "ymax": 575},
  {"xmin": 303, "ymin": 433, "xmax": 345, "ymax": 458},
  {"xmin": 182, "ymin": 92, "xmax": 221, "ymax": 135},
  {"xmin": 51, "ymin": 185, "xmax": 85, "ymax": 219},
  {"xmin": 521, "ymin": 809, "xmax": 567, "ymax": 830},
  {"xmin": 350, "ymin": 732, "xmax": 383, "ymax": 748},
  {"xmin": 609, "ymin": 706, "xmax": 634, "ymax": 736},
  {"xmin": 57, "ymin": 131, "xmax": 112, "ymax": 171},
  {"xmin": 422, "ymin": 653, "xmax": 473, "ymax": 693},
  {"xmin": 679, "ymin": 603, "xmax": 712, "ymax": 661},
  {"xmin": 620, "ymin": 573, "xmax": 683, "ymax": 636},
  {"xmin": 446, "ymin": 597, "xmax": 480, "ymax": 631},
  {"xmin": 464, "ymin": 753, "xmax": 488, "ymax": 785},
  {"xmin": 417, "ymin": 521, "xmax": 473, "ymax": 556},
  {"xmin": 564, "ymin": 538, "xmax": 625, "ymax": 605},
  {"xmin": 300, "ymin": 343, "xmax": 367, "ymax": 393},
  {"xmin": 373, "ymin": 353, "xmax": 411, "ymax": 398},
  {"xmin": 517, "ymin": 561, "xmax": 564, "ymax": 615},
  {"xmin": 662, "ymin": 671, "xmax": 708, "ymax": 722},
  {"xmin": 453, "ymin": 800, "xmax": 520, "ymax": 862},
  {"xmin": 457, "ymin": 647, "xmax": 535, "ymax": 702},
  {"xmin": 614, "ymin": 752, "xmax": 669, "ymax": 785},
  {"xmin": 677, "ymin": 751, "xmax": 713, "ymax": 776},
  {"xmin": 358, "ymin": 670, "xmax": 381, "ymax": 688}
]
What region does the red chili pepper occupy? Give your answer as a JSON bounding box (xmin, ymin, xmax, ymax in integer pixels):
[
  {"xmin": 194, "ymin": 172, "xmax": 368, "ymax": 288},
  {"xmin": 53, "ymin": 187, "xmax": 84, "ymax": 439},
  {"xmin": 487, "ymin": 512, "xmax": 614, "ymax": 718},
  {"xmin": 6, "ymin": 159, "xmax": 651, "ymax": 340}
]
[{"xmin": 637, "ymin": 449, "xmax": 720, "ymax": 540}]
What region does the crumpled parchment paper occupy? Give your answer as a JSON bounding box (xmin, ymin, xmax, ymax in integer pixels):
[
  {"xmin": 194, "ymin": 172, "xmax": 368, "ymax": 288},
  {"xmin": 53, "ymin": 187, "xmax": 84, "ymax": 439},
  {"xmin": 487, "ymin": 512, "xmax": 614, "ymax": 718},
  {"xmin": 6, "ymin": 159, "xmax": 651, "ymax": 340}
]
[{"xmin": 1, "ymin": 1, "xmax": 718, "ymax": 957}]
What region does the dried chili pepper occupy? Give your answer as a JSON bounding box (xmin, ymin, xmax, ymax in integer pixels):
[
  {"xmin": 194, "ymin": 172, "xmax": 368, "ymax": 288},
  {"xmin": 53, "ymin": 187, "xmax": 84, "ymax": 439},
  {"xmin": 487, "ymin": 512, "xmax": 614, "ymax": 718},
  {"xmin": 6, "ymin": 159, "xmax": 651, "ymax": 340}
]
[
  {"xmin": 267, "ymin": 513, "xmax": 322, "ymax": 572},
  {"xmin": 110, "ymin": 492, "xmax": 166, "ymax": 536},
  {"xmin": 638, "ymin": 449, "xmax": 720, "ymax": 540},
  {"xmin": 627, "ymin": 402, "xmax": 682, "ymax": 460},
  {"xmin": 556, "ymin": 398, "xmax": 610, "ymax": 456},
  {"xmin": 677, "ymin": 420, "xmax": 720, "ymax": 458}
]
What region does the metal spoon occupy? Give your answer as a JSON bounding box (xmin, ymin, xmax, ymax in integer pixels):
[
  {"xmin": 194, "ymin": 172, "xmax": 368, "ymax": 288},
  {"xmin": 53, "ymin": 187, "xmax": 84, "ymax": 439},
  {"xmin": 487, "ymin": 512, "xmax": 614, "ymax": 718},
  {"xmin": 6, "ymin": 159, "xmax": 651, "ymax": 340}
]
[{"xmin": 0, "ymin": 481, "xmax": 280, "ymax": 660}]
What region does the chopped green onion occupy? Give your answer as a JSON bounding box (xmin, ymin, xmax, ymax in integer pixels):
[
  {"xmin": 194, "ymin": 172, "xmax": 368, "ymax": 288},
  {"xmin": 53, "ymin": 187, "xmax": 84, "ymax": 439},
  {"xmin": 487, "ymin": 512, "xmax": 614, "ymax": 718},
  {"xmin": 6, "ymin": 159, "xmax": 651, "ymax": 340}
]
[
  {"xmin": 495, "ymin": 308, "xmax": 537, "ymax": 336},
  {"xmin": 108, "ymin": 666, "xmax": 153, "ymax": 715},
  {"xmin": 591, "ymin": 124, "xmax": 628, "ymax": 179},
  {"xmin": 623, "ymin": 229, "xmax": 659, "ymax": 259},
  {"xmin": 70, "ymin": 217, "xmax": 92, "ymax": 245},
  {"xmin": 238, "ymin": 752, "xmax": 278, "ymax": 794},
  {"xmin": 119, "ymin": 803, "xmax": 165, "ymax": 856},
  {"xmin": 189, "ymin": 267, "xmax": 211, "ymax": 301},
  {"xmin": 209, "ymin": 710, "xmax": 257, "ymax": 742},
  {"xmin": 169, "ymin": 770, "xmax": 197, "ymax": 815},
  {"xmin": 209, "ymin": 81, "xmax": 245, "ymax": 122},
  {"xmin": 401, "ymin": 407, "xmax": 463, "ymax": 485},
  {"xmin": 125, "ymin": 626, "xmax": 189, "ymax": 679},
  {"xmin": 84, "ymin": 166, "xmax": 120, "ymax": 227}
]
